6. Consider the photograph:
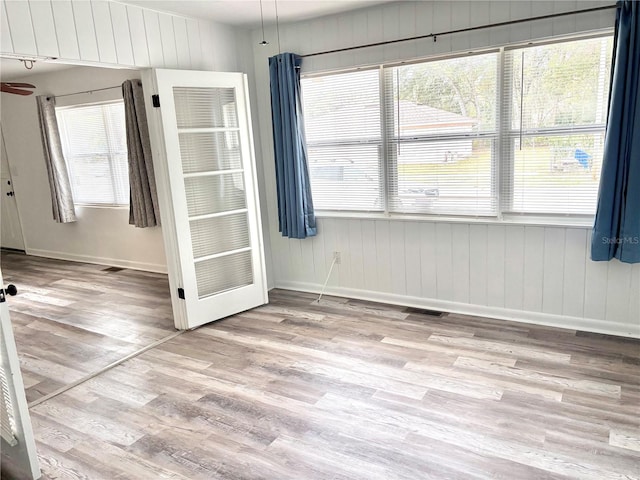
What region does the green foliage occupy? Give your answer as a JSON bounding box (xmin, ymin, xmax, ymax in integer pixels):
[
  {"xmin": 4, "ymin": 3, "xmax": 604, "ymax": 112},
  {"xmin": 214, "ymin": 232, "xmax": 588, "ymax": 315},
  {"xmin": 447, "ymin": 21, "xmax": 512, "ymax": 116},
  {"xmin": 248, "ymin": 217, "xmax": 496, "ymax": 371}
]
[
  {"xmin": 396, "ymin": 54, "xmax": 497, "ymax": 131},
  {"xmin": 395, "ymin": 37, "xmax": 612, "ymax": 132},
  {"xmin": 512, "ymin": 37, "xmax": 613, "ymax": 129}
]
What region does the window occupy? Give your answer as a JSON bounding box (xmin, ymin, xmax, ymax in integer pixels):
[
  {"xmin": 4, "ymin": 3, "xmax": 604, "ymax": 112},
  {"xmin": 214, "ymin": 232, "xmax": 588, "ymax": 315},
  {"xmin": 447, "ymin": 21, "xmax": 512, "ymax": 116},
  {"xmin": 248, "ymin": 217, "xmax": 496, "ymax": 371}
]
[
  {"xmin": 301, "ymin": 34, "xmax": 613, "ymax": 219},
  {"xmin": 57, "ymin": 101, "xmax": 129, "ymax": 206},
  {"xmin": 302, "ymin": 69, "xmax": 382, "ymax": 211},
  {"xmin": 504, "ymin": 38, "xmax": 612, "ymax": 215}
]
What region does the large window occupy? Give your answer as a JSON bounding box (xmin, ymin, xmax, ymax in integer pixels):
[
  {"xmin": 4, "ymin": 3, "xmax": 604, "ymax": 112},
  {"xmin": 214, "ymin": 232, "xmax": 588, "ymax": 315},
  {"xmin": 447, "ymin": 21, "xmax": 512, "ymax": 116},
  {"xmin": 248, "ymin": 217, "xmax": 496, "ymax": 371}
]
[
  {"xmin": 301, "ymin": 35, "xmax": 613, "ymax": 219},
  {"xmin": 57, "ymin": 101, "xmax": 129, "ymax": 206}
]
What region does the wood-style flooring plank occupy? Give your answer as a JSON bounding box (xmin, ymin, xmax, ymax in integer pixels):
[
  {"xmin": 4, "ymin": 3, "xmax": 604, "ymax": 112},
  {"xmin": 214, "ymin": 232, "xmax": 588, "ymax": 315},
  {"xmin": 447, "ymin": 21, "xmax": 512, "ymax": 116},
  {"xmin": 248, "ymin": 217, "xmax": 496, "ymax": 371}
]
[
  {"xmin": 1, "ymin": 275, "xmax": 637, "ymax": 480},
  {"xmin": 1, "ymin": 251, "xmax": 174, "ymax": 402}
]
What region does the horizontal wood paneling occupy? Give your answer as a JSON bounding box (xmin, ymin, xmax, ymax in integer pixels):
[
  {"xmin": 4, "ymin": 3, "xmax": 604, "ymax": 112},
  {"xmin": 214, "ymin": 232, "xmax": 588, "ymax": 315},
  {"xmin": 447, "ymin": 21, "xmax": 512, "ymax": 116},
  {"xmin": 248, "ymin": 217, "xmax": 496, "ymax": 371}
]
[
  {"xmin": 249, "ymin": 1, "xmax": 636, "ymax": 336},
  {"xmin": 0, "ymin": 0, "xmax": 239, "ymax": 71}
]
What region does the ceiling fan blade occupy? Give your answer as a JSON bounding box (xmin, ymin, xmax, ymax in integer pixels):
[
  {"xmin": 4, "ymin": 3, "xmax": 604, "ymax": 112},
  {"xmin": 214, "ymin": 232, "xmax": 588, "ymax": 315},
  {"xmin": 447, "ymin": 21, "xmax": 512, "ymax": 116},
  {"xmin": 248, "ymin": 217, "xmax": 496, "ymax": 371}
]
[
  {"xmin": 2, "ymin": 82, "xmax": 35, "ymax": 88},
  {"xmin": 0, "ymin": 84, "xmax": 34, "ymax": 96}
]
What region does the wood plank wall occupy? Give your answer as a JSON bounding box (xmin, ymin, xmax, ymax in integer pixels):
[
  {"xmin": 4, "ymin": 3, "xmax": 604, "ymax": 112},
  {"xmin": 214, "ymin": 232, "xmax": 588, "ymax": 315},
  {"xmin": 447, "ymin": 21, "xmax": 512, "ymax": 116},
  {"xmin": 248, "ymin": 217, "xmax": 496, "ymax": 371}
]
[{"xmin": 0, "ymin": 0, "xmax": 239, "ymax": 71}]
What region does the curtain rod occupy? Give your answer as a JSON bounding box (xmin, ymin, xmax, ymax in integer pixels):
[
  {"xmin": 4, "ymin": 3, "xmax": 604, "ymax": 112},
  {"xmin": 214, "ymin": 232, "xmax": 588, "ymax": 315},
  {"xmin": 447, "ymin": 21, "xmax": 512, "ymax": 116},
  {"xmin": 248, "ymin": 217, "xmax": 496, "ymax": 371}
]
[
  {"xmin": 300, "ymin": 4, "xmax": 617, "ymax": 58},
  {"xmin": 53, "ymin": 85, "xmax": 122, "ymax": 99}
]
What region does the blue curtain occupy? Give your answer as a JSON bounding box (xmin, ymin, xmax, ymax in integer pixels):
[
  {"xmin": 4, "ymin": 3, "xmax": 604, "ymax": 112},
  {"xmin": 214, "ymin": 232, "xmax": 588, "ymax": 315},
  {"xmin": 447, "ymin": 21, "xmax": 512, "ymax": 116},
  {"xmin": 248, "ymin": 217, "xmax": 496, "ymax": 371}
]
[
  {"xmin": 269, "ymin": 53, "xmax": 317, "ymax": 239},
  {"xmin": 591, "ymin": 0, "xmax": 640, "ymax": 263}
]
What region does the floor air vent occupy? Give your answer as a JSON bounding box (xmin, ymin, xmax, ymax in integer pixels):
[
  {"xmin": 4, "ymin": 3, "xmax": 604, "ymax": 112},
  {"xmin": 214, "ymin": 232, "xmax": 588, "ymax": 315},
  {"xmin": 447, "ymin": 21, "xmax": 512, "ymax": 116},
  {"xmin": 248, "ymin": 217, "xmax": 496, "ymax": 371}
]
[
  {"xmin": 102, "ymin": 266, "xmax": 124, "ymax": 272},
  {"xmin": 404, "ymin": 307, "xmax": 446, "ymax": 317}
]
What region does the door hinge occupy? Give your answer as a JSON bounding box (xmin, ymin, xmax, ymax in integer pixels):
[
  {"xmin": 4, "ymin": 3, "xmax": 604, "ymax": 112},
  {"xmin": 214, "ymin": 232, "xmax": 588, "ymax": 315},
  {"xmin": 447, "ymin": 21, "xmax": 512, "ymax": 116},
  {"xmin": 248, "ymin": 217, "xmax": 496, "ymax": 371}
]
[
  {"xmin": 177, "ymin": 288, "xmax": 185, "ymax": 299},
  {"xmin": 152, "ymin": 94, "xmax": 160, "ymax": 108}
]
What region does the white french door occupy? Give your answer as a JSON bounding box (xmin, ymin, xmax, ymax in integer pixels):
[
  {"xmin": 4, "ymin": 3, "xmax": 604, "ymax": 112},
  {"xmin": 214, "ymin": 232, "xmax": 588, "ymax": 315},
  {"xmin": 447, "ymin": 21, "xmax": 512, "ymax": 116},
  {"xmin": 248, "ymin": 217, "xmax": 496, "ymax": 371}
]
[
  {"xmin": 0, "ymin": 268, "xmax": 40, "ymax": 479},
  {"xmin": 142, "ymin": 69, "xmax": 268, "ymax": 330}
]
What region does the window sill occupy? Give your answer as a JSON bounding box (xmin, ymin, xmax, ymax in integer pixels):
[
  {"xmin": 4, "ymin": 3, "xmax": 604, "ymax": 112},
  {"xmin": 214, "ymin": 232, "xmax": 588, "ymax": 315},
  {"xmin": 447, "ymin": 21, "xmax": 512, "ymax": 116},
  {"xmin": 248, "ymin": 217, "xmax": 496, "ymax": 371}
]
[
  {"xmin": 75, "ymin": 204, "xmax": 129, "ymax": 210},
  {"xmin": 314, "ymin": 210, "xmax": 595, "ymax": 228}
]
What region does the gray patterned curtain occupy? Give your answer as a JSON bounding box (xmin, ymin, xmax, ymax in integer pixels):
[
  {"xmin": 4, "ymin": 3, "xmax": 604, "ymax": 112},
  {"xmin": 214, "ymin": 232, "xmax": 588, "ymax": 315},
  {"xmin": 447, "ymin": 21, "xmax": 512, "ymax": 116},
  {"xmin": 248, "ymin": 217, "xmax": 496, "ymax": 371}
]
[
  {"xmin": 122, "ymin": 79, "xmax": 160, "ymax": 228},
  {"xmin": 36, "ymin": 95, "xmax": 76, "ymax": 223}
]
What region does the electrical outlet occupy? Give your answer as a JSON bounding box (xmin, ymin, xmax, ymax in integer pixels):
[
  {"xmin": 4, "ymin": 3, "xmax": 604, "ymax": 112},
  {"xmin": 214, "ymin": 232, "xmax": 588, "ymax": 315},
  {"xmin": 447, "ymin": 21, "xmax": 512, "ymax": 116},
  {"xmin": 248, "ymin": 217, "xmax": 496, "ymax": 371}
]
[{"xmin": 333, "ymin": 251, "xmax": 341, "ymax": 264}]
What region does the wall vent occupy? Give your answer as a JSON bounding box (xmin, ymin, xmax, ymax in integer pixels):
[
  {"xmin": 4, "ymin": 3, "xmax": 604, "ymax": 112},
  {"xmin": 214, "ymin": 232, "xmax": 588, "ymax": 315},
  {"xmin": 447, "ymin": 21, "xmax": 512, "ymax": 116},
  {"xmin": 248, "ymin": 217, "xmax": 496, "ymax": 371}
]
[{"xmin": 404, "ymin": 307, "xmax": 446, "ymax": 317}]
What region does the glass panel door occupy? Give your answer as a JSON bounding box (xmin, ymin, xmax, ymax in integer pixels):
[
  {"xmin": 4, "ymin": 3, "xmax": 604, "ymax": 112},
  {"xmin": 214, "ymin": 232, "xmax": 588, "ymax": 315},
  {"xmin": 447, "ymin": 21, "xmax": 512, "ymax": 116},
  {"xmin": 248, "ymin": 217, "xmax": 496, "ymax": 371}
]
[
  {"xmin": 174, "ymin": 87, "xmax": 254, "ymax": 299},
  {"xmin": 143, "ymin": 70, "xmax": 267, "ymax": 329}
]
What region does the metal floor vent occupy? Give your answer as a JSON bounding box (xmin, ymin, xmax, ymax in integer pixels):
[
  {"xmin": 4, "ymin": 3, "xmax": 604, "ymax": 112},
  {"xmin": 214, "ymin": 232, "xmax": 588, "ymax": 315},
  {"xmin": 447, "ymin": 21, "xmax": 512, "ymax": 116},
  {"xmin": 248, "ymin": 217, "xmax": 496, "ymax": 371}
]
[
  {"xmin": 102, "ymin": 266, "xmax": 124, "ymax": 273},
  {"xmin": 404, "ymin": 307, "xmax": 446, "ymax": 317}
]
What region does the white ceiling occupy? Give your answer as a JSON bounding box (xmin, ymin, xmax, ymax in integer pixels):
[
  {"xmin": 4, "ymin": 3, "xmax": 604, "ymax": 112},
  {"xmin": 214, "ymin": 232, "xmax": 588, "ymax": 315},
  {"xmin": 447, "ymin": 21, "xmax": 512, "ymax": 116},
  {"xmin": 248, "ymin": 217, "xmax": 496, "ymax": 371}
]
[
  {"xmin": 0, "ymin": 58, "xmax": 75, "ymax": 81},
  {"xmin": 121, "ymin": 0, "xmax": 388, "ymax": 28}
]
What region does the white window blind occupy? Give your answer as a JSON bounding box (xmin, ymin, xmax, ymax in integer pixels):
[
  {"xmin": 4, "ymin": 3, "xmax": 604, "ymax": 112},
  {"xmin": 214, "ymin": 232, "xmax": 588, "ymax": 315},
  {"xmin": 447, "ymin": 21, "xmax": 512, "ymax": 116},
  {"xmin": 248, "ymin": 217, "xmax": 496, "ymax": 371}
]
[
  {"xmin": 302, "ymin": 69, "xmax": 383, "ymax": 211},
  {"xmin": 57, "ymin": 101, "xmax": 129, "ymax": 206},
  {"xmin": 385, "ymin": 53, "xmax": 498, "ymax": 215},
  {"xmin": 301, "ymin": 34, "xmax": 613, "ymax": 221},
  {"xmin": 0, "ymin": 362, "xmax": 17, "ymax": 446},
  {"xmin": 502, "ymin": 36, "xmax": 613, "ymax": 216}
]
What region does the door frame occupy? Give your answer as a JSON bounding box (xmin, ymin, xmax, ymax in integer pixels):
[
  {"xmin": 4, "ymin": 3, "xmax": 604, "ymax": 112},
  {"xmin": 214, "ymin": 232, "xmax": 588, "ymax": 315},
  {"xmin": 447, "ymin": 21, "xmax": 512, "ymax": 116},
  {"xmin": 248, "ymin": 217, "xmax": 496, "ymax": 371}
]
[
  {"xmin": 0, "ymin": 123, "xmax": 26, "ymax": 251},
  {"xmin": 141, "ymin": 68, "xmax": 268, "ymax": 330}
]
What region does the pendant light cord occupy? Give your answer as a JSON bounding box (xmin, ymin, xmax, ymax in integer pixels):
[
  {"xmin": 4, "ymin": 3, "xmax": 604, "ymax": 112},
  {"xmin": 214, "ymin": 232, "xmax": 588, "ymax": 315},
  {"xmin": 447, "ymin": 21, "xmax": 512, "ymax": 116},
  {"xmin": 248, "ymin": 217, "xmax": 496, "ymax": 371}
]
[
  {"xmin": 259, "ymin": 0, "xmax": 268, "ymax": 45},
  {"xmin": 275, "ymin": 0, "xmax": 281, "ymax": 53}
]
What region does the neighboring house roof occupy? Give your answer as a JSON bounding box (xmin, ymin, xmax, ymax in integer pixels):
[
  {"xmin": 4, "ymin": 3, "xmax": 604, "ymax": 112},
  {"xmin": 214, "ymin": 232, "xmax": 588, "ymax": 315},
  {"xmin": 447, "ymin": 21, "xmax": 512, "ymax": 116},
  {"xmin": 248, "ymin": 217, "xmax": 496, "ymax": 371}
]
[
  {"xmin": 305, "ymin": 99, "xmax": 476, "ymax": 142},
  {"xmin": 394, "ymin": 100, "xmax": 476, "ymax": 130}
]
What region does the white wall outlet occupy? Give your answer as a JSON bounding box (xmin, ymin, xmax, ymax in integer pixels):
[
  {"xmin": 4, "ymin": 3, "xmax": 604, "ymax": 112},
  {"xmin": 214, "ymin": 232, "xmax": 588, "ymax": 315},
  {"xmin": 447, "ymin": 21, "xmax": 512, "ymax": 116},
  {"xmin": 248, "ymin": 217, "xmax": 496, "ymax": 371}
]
[{"xmin": 333, "ymin": 251, "xmax": 341, "ymax": 264}]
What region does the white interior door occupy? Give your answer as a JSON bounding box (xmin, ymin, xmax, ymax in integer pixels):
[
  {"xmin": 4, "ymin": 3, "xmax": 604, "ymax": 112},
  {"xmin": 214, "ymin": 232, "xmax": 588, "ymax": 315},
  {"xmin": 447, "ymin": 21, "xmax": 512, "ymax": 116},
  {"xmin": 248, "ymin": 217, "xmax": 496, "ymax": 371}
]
[
  {"xmin": 142, "ymin": 69, "xmax": 268, "ymax": 330},
  {"xmin": 0, "ymin": 126, "xmax": 25, "ymax": 251},
  {"xmin": 0, "ymin": 269, "xmax": 41, "ymax": 479}
]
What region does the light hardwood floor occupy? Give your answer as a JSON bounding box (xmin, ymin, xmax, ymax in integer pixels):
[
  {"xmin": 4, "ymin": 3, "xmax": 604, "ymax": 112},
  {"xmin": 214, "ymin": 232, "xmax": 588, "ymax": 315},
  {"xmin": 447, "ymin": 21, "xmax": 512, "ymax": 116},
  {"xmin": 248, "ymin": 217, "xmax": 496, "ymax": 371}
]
[
  {"xmin": 1, "ymin": 252, "xmax": 174, "ymax": 402},
  {"xmin": 3, "ymin": 254, "xmax": 640, "ymax": 479}
]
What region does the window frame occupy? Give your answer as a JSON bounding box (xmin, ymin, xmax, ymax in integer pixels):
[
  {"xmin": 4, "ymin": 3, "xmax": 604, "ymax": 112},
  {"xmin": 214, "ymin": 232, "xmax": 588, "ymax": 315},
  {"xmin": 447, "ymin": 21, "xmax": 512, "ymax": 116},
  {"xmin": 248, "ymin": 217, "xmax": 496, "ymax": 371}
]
[
  {"xmin": 301, "ymin": 31, "xmax": 614, "ymax": 226},
  {"xmin": 302, "ymin": 65, "xmax": 386, "ymax": 212},
  {"xmin": 56, "ymin": 99, "xmax": 129, "ymax": 208}
]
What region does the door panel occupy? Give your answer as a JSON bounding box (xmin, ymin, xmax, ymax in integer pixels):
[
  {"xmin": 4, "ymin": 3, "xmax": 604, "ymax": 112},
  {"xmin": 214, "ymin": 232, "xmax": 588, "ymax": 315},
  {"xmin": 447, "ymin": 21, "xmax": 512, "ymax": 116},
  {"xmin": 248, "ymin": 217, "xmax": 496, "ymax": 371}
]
[
  {"xmin": 0, "ymin": 127, "xmax": 25, "ymax": 251},
  {"xmin": 190, "ymin": 212, "xmax": 250, "ymax": 258},
  {"xmin": 184, "ymin": 173, "xmax": 247, "ymax": 216},
  {"xmin": 195, "ymin": 250, "xmax": 253, "ymax": 298},
  {"xmin": 142, "ymin": 69, "xmax": 267, "ymax": 329},
  {"xmin": 0, "ymin": 269, "xmax": 41, "ymax": 479},
  {"xmin": 179, "ymin": 132, "xmax": 242, "ymax": 173}
]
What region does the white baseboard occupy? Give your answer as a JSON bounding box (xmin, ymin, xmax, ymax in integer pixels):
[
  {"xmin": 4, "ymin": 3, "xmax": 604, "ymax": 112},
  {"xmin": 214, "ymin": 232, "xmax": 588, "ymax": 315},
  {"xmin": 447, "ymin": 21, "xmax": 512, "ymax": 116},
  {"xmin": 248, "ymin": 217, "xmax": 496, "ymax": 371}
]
[
  {"xmin": 274, "ymin": 280, "xmax": 639, "ymax": 339},
  {"xmin": 26, "ymin": 249, "xmax": 168, "ymax": 274}
]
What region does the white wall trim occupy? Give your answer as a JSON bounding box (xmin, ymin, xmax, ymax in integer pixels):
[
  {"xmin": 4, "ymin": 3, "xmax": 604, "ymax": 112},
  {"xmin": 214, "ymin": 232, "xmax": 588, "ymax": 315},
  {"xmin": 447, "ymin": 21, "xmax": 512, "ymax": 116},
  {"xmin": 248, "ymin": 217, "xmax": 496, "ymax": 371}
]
[
  {"xmin": 274, "ymin": 281, "xmax": 639, "ymax": 339},
  {"xmin": 314, "ymin": 211, "xmax": 596, "ymax": 229},
  {"xmin": 26, "ymin": 248, "xmax": 167, "ymax": 274}
]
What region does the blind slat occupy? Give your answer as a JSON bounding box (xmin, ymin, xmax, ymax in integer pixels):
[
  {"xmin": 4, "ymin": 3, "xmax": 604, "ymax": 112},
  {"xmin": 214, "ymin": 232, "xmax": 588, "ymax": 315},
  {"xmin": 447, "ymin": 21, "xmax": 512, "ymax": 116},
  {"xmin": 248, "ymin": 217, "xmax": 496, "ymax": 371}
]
[
  {"xmin": 57, "ymin": 101, "xmax": 129, "ymax": 206},
  {"xmin": 0, "ymin": 362, "xmax": 17, "ymax": 446}
]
